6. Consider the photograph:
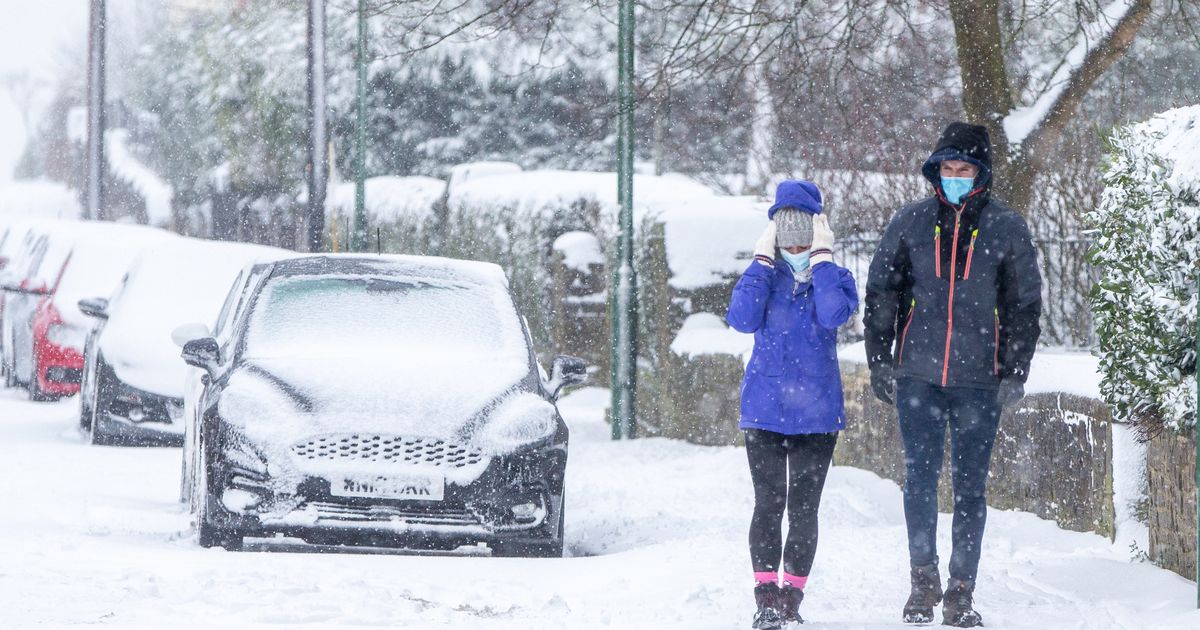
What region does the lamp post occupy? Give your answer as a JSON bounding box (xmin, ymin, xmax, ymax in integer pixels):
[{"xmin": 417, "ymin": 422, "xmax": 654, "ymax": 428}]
[
  {"xmin": 610, "ymin": 0, "xmax": 637, "ymax": 440},
  {"xmin": 85, "ymin": 0, "xmax": 106, "ymax": 222},
  {"xmin": 352, "ymin": 0, "xmax": 368, "ymax": 253},
  {"xmin": 306, "ymin": 0, "xmax": 328, "ymax": 252}
]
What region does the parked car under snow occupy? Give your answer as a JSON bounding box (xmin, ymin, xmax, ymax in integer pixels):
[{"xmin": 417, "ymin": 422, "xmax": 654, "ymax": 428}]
[
  {"xmin": 77, "ymin": 238, "xmax": 292, "ymax": 446},
  {"xmin": 178, "ymin": 255, "xmax": 586, "ymax": 557}
]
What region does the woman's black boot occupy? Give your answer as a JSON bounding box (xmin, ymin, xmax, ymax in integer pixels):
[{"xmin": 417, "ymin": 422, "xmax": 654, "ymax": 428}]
[{"xmin": 752, "ymin": 583, "xmax": 784, "ymax": 629}]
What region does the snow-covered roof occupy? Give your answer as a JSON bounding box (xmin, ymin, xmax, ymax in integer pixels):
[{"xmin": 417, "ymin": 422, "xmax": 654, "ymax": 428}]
[
  {"xmin": 326, "ymin": 176, "xmax": 447, "ymax": 224},
  {"xmin": 0, "ymin": 179, "xmax": 82, "ymax": 221}
]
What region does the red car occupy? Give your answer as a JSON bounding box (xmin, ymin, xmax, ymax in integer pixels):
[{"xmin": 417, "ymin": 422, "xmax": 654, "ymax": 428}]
[{"xmin": 1, "ymin": 221, "xmax": 169, "ymax": 401}]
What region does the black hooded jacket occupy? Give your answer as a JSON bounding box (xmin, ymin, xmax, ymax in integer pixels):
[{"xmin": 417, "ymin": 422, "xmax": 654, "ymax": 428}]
[{"xmin": 864, "ymin": 123, "xmax": 1042, "ymax": 388}]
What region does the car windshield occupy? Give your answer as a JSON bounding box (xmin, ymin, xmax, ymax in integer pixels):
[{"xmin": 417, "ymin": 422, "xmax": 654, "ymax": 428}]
[{"xmin": 243, "ymin": 275, "xmax": 530, "ymax": 366}]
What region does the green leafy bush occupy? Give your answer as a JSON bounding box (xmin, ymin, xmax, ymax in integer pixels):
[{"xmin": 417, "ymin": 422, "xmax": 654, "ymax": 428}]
[{"xmin": 1088, "ymin": 106, "xmax": 1200, "ymax": 435}]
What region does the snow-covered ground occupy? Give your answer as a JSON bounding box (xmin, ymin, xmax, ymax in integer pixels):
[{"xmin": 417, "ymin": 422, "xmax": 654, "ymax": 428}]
[{"xmin": 1, "ymin": 386, "xmax": 1196, "ymax": 629}]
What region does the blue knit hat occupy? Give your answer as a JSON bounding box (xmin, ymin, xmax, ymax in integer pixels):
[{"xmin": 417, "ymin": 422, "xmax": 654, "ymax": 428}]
[{"xmin": 767, "ymin": 179, "xmax": 823, "ymax": 219}]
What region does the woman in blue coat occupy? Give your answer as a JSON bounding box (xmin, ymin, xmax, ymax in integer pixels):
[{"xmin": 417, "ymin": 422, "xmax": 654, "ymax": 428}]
[{"xmin": 726, "ymin": 180, "xmax": 859, "ymax": 629}]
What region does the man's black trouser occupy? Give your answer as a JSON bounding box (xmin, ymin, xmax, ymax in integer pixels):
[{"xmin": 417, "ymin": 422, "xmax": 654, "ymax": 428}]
[
  {"xmin": 744, "ymin": 429, "xmax": 838, "ymax": 576},
  {"xmin": 896, "ymin": 378, "xmax": 1002, "ymax": 583}
]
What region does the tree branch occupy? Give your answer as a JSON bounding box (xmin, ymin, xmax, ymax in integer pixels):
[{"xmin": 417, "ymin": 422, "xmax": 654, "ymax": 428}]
[{"xmin": 1018, "ymin": 0, "xmax": 1153, "ymax": 164}]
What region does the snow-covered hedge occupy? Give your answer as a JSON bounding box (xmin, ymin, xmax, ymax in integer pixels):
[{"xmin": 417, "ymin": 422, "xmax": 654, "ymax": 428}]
[{"xmin": 1089, "ymin": 105, "xmax": 1200, "ymax": 434}]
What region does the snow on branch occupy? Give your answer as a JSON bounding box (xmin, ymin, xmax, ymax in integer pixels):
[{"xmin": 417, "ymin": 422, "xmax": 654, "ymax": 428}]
[
  {"xmin": 1003, "ymin": 0, "xmax": 1150, "ymax": 153},
  {"xmin": 106, "ymin": 129, "xmax": 175, "ymax": 226}
]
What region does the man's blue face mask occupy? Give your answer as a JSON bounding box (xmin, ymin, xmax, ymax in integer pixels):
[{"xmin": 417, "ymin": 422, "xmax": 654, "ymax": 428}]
[
  {"xmin": 941, "ymin": 176, "xmax": 975, "ymax": 205},
  {"xmin": 780, "ymin": 249, "xmax": 811, "ymax": 274}
]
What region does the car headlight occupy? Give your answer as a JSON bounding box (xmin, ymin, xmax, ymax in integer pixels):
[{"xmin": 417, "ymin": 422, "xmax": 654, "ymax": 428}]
[
  {"xmin": 475, "ymin": 393, "xmax": 558, "ymax": 454},
  {"xmin": 46, "ymin": 322, "xmax": 86, "ymax": 348}
]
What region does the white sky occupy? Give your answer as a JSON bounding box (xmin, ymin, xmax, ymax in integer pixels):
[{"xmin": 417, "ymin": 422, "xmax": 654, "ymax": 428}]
[{"xmin": 0, "ymin": 0, "xmax": 89, "ymax": 182}]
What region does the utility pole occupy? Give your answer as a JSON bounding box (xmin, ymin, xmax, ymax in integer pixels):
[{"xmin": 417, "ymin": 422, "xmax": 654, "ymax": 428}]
[
  {"xmin": 1195, "ymin": 274, "xmax": 1199, "ymax": 607},
  {"xmin": 610, "ymin": 0, "xmax": 638, "ymax": 440},
  {"xmin": 352, "ymin": 0, "xmax": 368, "ymax": 252},
  {"xmin": 85, "ymin": 0, "xmax": 107, "ymax": 221},
  {"xmin": 306, "ymin": 0, "xmax": 328, "ymax": 252}
]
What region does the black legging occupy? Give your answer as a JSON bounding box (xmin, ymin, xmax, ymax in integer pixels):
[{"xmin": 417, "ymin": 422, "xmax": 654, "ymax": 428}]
[{"xmin": 745, "ymin": 429, "xmax": 839, "ymax": 576}]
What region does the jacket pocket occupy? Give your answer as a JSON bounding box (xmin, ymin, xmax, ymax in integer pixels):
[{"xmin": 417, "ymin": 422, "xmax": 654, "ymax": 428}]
[
  {"xmin": 993, "ymin": 308, "xmax": 1000, "ymax": 376},
  {"xmin": 749, "ymin": 339, "xmax": 784, "ymax": 376},
  {"xmin": 898, "ymin": 298, "xmax": 916, "ymax": 366},
  {"xmin": 964, "ymin": 229, "xmax": 979, "ymax": 280}
]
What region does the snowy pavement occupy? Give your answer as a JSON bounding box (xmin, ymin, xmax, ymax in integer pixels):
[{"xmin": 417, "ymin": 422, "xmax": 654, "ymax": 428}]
[{"xmin": 1, "ymin": 386, "xmax": 1197, "ymax": 629}]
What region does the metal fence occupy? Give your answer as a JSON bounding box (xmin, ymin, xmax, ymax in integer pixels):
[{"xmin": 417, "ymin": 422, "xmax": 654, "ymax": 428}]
[{"xmin": 839, "ymin": 236, "xmax": 1097, "ymax": 349}]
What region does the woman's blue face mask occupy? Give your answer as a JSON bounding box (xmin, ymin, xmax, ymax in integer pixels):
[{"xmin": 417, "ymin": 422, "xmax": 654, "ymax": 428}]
[
  {"xmin": 941, "ymin": 176, "xmax": 975, "ymax": 205},
  {"xmin": 780, "ymin": 249, "xmax": 811, "ymax": 273}
]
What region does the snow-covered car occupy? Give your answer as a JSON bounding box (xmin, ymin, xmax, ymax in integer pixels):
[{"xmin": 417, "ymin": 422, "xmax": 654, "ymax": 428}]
[
  {"xmin": 0, "ymin": 222, "xmax": 43, "ymax": 385},
  {"xmin": 0, "ymin": 222, "xmax": 168, "ymax": 400},
  {"xmin": 77, "ymin": 238, "xmax": 292, "ymax": 446},
  {"xmin": 178, "ymin": 255, "xmax": 586, "ymax": 556}
]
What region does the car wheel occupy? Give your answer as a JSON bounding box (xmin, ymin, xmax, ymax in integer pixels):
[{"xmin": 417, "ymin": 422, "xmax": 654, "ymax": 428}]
[
  {"xmin": 28, "ymin": 365, "xmax": 55, "ymax": 402},
  {"xmin": 196, "ymin": 431, "xmax": 244, "ymax": 551},
  {"xmin": 492, "ymin": 496, "xmax": 565, "ymax": 559},
  {"xmin": 79, "ymin": 388, "xmax": 93, "ymax": 430},
  {"xmin": 88, "ymin": 403, "xmax": 116, "ymax": 446}
]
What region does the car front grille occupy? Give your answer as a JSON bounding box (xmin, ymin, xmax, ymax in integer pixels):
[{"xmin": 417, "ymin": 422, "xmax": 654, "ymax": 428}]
[
  {"xmin": 305, "ymin": 501, "xmax": 481, "ymax": 526},
  {"xmin": 291, "ymin": 434, "xmax": 487, "ymax": 469}
]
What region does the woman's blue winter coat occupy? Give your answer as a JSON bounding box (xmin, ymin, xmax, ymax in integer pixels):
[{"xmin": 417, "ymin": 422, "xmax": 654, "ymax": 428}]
[{"xmin": 726, "ymin": 259, "xmax": 859, "ymax": 434}]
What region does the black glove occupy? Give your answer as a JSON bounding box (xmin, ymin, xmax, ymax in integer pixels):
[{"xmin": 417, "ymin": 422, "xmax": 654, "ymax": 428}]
[
  {"xmin": 870, "ymin": 364, "xmax": 895, "ymax": 405},
  {"xmin": 998, "ymin": 377, "xmax": 1025, "ymax": 408}
]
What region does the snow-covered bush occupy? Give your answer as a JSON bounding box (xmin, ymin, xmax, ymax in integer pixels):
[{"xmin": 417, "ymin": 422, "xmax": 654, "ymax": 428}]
[{"xmin": 1088, "ymin": 105, "xmax": 1200, "ymax": 435}]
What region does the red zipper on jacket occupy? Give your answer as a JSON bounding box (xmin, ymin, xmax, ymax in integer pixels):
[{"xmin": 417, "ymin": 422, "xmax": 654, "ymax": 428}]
[
  {"xmin": 963, "ymin": 229, "xmax": 979, "ymax": 280},
  {"xmin": 942, "ymin": 208, "xmax": 962, "ymax": 386},
  {"xmin": 898, "ymin": 298, "xmax": 916, "ymax": 366}
]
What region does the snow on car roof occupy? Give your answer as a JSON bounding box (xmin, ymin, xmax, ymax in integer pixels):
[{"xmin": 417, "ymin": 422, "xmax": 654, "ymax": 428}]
[{"xmin": 98, "ymin": 237, "xmax": 295, "ymax": 396}]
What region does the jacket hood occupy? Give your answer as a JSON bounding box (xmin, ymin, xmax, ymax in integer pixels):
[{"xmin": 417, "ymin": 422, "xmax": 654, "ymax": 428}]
[{"xmin": 921, "ymin": 122, "xmax": 993, "ymax": 190}]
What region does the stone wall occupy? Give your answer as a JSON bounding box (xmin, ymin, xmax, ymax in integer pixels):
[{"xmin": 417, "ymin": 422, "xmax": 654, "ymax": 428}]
[
  {"xmin": 1147, "ymin": 429, "xmax": 1197, "ymax": 581},
  {"xmin": 838, "ymin": 362, "xmax": 1116, "ymax": 537}
]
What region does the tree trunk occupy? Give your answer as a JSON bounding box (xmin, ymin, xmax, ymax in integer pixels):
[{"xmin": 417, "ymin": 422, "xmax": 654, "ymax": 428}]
[
  {"xmin": 947, "ymin": 0, "xmax": 1015, "ymax": 196},
  {"xmin": 949, "ymin": 0, "xmax": 1152, "ymax": 216}
]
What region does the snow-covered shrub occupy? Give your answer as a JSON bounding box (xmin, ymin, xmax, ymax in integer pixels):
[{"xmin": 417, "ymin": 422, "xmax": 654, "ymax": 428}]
[{"xmin": 1088, "ymin": 105, "xmax": 1200, "ymax": 435}]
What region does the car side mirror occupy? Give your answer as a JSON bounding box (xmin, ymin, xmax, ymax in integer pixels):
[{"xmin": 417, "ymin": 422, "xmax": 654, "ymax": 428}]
[
  {"xmin": 181, "ymin": 337, "xmax": 220, "ymax": 374},
  {"xmin": 545, "ymin": 355, "xmax": 588, "ymax": 401},
  {"xmin": 172, "ymin": 322, "xmax": 212, "ymax": 348},
  {"xmin": 1, "ymin": 280, "xmax": 47, "ymax": 295},
  {"xmin": 78, "ymin": 297, "xmax": 109, "ymax": 319}
]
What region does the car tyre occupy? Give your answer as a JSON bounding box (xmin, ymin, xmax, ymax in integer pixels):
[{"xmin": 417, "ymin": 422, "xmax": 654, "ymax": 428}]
[
  {"xmin": 196, "ymin": 428, "xmax": 244, "ymax": 552},
  {"xmin": 492, "ymin": 496, "xmax": 565, "ymax": 558},
  {"xmin": 28, "ymin": 366, "xmax": 56, "ymax": 402},
  {"xmin": 88, "ymin": 403, "xmax": 116, "ymax": 446},
  {"xmin": 87, "ymin": 372, "xmax": 117, "ymax": 446}
]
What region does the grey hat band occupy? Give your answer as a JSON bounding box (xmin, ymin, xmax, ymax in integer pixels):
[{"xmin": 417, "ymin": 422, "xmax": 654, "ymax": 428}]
[{"xmin": 775, "ymin": 208, "xmax": 813, "ymax": 247}]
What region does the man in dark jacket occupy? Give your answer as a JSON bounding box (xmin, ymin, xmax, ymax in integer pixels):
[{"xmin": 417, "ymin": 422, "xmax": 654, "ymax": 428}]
[{"xmin": 864, "ymin": 122, "xmax": 1042, "ymax": 628}]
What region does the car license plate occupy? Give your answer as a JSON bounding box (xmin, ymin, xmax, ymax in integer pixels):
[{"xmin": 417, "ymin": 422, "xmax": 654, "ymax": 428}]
[{"xmin": 331, "ymin": 475, "xmax": 445, "ymax": 501}]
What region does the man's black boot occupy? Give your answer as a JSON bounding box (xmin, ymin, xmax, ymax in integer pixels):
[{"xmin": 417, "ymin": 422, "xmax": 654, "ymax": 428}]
[
  {"xmin": 902, "ymin": 563, "xmax": 943, "ymax": 624},
  {"xmin": 942, "ymin": 578, "xmax": 983, "ymax": 627},
  {"xmin": 779, "ymin": 585, "xmax": 805, "ymax": 625},
  {"xmin": 752, "ymin": 582, "xmax": 784, "ymax": 629}
]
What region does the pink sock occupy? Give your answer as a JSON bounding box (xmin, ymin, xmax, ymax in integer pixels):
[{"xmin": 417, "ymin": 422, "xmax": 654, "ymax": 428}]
[
  {"xmin": 781, "ymin": 572, "xmax": 808, "ymax": 590},
  {"xmin": 753, "ymin": 571, "xmax": 777, "ymax": 586}
]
